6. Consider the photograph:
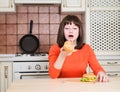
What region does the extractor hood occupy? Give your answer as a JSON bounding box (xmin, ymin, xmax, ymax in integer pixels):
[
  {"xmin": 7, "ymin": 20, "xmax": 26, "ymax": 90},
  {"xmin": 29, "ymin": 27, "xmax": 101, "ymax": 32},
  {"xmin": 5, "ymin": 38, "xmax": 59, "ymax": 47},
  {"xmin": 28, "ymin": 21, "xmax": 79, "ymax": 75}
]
[{"xmin": 15, "ymin": 0, "xmax": 61, "ymax": 4}]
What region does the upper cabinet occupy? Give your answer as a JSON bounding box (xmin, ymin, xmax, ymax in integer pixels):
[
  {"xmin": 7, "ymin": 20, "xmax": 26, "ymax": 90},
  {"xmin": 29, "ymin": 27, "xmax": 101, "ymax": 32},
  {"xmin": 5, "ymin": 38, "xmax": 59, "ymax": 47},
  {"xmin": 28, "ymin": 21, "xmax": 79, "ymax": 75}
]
[
  {"xmin": 0, "ymin": 0, "xmax": 15, "ymax": 12},
  {"xmin": 89, "ymin": 0, "xmax": 120, "ymax": 10},
  {"xmin": 61, "ymin": 0, "xmax": 85, "ymax": 12},
  {"xmin": 0, "ymin": 0, "xmax": 86, "ymax": 12},
  {"xmin": 15, "ymin": 0, "xmax": 61, "ymax": 4},
  {"xmin": 86, "ymin": 0, "xmax": 120, "ymax": 56}
]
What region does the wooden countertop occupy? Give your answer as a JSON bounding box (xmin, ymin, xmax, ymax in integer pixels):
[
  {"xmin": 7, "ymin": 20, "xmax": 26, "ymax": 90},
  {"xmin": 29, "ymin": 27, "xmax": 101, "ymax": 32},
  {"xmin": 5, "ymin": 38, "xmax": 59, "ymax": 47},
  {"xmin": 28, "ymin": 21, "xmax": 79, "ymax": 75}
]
[{"xmin": 7, "ymin": 77, "xmax": 120, "ymax": 92}]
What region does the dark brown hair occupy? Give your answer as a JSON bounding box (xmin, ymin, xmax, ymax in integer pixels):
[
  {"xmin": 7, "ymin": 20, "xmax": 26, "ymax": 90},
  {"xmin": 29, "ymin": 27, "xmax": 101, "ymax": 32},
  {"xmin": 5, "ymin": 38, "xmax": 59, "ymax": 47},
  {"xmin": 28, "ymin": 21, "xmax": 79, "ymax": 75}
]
[{"xmin": 57, "ymin": 15, "xmax": 84, "ymax": 49}]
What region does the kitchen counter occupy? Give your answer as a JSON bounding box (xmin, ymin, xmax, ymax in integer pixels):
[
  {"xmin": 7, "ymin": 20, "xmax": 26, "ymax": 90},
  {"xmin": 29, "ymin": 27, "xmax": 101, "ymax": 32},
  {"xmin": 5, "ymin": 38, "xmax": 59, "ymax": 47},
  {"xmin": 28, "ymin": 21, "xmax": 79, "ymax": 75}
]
[
  {"xmin": 7, "ymin": 77, "xmax": 120, "ymax": 92},
  {"xmin": 0, "ymin": 54, "xmax": 14, "ymax": 61},
  {"xmin": 0, "ymin": 54, "xmax": 119, "ymax": 62},
  {"xmin": 0, "ymin": 54, "xmax": 48, "ymax": 61}
]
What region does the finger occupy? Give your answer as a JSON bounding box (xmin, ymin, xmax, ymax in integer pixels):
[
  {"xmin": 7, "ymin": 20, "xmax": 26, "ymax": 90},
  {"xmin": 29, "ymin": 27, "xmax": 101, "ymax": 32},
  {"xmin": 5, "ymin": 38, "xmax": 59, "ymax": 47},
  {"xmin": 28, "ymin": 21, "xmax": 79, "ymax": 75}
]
[
  {"xmin": 98, "ymin": 75, "xmax": 104, "ymax": 82},
  {"xmin": 96, "ymin": 74, "xmax": 100, "ymax": 82},
  {"xmin": 60, "ymin": 47, "xmax": 64, "ymax": 51},
  {"xmin": 103, "ymin": 76, "xmax": 109, "ymax": 82},
  {"xmin": 68, "ymin": 52, "xmax": 72, "ymax": 56},
  {"xmin": 99, "ymin": 76, "xmax": 102, "ymax": 82},
  {"xmin": 102, "ymin": 76, "xmax": 106, "ymax": 82}
]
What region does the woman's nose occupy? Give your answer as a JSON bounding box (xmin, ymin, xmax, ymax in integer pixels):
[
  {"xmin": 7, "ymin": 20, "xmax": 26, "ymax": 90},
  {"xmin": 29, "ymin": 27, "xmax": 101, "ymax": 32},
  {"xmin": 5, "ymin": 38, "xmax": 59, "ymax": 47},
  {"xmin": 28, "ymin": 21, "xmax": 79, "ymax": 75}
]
[{"xmin": 69, "ymin": 28, "xmax": 73, "ymax": 33}]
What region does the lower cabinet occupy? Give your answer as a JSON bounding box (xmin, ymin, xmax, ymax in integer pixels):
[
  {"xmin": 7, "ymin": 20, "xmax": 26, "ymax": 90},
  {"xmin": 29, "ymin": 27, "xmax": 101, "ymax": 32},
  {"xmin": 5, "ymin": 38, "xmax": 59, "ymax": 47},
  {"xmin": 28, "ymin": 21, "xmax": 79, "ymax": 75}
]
[
  {"xmin": 88, "ymin": 59, "xmax": 120, "ymax": 77},
  {"xmin": 100, "ymin": 60, "xmax": 120, "ymax": 77},
  {"xmin": 0, "ymin": 62, "xmax": 13, "ymax": 92}
]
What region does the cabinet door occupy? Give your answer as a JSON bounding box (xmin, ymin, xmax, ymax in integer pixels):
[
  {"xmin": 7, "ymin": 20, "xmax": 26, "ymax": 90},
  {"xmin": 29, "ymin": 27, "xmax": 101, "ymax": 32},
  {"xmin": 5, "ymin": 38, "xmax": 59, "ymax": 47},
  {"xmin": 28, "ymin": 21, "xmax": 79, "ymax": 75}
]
[
  {"xmin": 0, "ymin": 62, "xmax": 13, "ymax": 92},
  {"xmin": 0, "ymin": 0, "xmax": 15, "ymax": 12},
  {"xmin": 61, "ymin": 0, "xmax": 85, "ymax": 12},
  {"xmin": 86, "ymin": 0, "xmax": 120, "ymax": 55}
]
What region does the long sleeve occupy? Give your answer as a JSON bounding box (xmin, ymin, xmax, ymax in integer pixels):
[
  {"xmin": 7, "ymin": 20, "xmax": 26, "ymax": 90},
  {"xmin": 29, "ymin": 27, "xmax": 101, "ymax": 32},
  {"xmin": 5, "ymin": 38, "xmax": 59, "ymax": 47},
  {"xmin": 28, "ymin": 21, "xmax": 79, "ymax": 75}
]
[
  {"xmin": 87, "ymin": 45, "xmax": 105, "ymax": 75},
  {"xmin": 48, "ymin": 44, "xmax": 61, "ymax": 78}
]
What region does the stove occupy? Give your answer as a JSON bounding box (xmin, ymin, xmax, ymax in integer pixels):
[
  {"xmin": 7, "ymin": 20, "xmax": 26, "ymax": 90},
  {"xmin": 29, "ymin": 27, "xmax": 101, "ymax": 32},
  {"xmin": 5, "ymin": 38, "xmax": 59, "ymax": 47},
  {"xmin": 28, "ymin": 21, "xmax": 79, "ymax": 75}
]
[{"xmin": 13, "ymin": 52, "xmax": 50, "ymax": 79}]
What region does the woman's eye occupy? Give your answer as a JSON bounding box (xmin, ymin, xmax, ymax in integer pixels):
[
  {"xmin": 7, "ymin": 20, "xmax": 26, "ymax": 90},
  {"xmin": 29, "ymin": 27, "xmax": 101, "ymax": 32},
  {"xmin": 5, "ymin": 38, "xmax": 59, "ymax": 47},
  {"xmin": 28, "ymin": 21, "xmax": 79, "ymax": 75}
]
[
  {"xmin": 65, "ymin": 28, "xmax": 69, "ymax": 30},
  {"xmin": 73, "ymin": 28, "xmax": 78, "ymax": 30}
]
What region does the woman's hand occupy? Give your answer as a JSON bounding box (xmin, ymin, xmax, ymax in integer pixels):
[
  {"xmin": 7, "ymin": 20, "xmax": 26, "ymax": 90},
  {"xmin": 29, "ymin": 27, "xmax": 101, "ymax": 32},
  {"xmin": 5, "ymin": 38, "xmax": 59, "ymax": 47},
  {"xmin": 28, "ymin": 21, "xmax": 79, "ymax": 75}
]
[
  {"xmin": 97, "ymin": 71, "xmax": 109, "ymax": 82},
  {"xmin": 61, "ymin": 47, "xmax": 73, "ymax": 56},
  {"xmin": 54, "ymin": 47, "xmax": 77, "ymax": 69},
  {"xmin": 54, "ymin": 47, "xmax": 70, "ymax": 69}
]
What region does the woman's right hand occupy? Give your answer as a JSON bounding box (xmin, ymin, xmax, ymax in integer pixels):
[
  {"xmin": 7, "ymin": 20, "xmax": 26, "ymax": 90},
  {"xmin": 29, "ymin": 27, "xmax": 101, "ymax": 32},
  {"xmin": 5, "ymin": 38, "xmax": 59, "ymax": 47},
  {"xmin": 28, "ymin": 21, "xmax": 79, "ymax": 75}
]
[
  {"xmin": 53, "ymin": 47, "xmax": 70, "ymax": 69},
  {"xmin": 60, "ymin": 47, "xmax": 72, "ymax": 56}
]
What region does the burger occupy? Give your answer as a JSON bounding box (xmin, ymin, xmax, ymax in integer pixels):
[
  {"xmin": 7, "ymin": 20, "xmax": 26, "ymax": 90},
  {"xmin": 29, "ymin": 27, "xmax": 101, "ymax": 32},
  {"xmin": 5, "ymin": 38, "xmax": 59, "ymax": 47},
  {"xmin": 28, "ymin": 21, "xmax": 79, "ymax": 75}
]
[
  {"xmin": 81, "ymin": 73, "xmax": 97, "ymax": 82},
  {"xmin": 63, "ymin": 41, "xmax": 74, "ymax": 52}
]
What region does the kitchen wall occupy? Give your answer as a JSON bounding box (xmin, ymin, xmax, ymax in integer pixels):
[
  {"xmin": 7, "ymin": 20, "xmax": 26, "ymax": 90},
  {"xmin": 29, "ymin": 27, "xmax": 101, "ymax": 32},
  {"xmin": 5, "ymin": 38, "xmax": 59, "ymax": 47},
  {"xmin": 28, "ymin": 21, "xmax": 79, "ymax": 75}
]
[{"xmin": 0, "ymin": 4, "xmax": 85, "ymax": 54}]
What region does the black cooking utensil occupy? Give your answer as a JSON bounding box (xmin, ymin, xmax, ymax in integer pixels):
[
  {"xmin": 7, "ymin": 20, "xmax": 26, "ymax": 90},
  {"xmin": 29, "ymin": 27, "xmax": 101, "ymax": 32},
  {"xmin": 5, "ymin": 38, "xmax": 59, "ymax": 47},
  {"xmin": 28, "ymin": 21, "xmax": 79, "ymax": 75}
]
[{"xmin": 19, "ymin": 20, "xmax": 40, "ymax": 53}]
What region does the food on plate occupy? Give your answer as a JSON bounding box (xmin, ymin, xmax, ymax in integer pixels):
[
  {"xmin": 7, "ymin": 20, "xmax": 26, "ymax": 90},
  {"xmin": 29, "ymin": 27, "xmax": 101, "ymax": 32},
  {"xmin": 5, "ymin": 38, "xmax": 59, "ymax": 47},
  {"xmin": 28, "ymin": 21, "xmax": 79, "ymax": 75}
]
[
  {"xmin": 81, "ymin": 73, "xmax": 97, "ymax": 82},
  {"xmin": 63, "ymin": 41, "xmax": 74, "ymax": 52}
]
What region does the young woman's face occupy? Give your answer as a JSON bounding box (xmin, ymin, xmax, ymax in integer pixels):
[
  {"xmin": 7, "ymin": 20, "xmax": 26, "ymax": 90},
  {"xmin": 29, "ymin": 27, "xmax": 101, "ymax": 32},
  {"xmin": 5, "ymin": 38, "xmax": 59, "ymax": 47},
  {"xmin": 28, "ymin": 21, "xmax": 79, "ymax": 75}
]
[{"xmin": 64, "ymin": 22, "xmax": 79, "ymax": 42}]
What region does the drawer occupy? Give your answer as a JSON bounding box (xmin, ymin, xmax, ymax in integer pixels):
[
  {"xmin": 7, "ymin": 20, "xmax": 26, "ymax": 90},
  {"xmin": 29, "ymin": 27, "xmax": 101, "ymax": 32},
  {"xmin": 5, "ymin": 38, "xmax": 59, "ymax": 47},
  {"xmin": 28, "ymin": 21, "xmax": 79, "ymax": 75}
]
[{"xmin": 102, "ymin": 66, "xmax": 120, "ymax": 72}]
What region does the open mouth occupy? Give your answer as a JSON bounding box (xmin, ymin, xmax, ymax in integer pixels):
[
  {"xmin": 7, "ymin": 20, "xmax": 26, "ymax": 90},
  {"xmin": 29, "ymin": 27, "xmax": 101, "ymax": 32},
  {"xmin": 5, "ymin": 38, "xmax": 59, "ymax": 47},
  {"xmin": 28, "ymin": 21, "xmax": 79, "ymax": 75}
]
[{"xmin": 68, "ymin": 35, "xmax": 73, "ymax": 37}]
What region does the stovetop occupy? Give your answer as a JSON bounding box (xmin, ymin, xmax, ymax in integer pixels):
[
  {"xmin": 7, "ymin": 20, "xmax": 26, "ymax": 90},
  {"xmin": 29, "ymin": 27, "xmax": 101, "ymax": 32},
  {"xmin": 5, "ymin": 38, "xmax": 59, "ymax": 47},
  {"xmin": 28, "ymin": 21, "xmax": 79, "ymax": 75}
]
[
  {"xmin": 14, "ymin": 52, "xmax": 48, "ymax": 61},
  {"xmin": 15, "ymin": 52, "xmax": 48, "ymax": 57}
]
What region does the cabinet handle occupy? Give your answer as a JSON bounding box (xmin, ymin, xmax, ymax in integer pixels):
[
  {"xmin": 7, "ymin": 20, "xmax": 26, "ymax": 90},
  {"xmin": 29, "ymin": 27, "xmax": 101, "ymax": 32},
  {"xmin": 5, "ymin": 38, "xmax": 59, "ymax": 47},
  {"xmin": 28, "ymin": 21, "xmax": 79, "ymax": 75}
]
[
  {"xmin": 87, "ymin": 0, "xmax": 90, "ymax": 7},
  {"xmin": 107, "ymin": 73, "xmax": 118, "ymax": 77},
  {"xmin": 11, "ymin": 4, "xmax": 13, "ymax": 8},
  {"xmin": 107, "ymin": 62, "xmax": 118, "ymax": 65},
  {"xmin": 10, "ymin": 0, "xmax": 13, "ymax": 8},
  {"xmin": 4, "ymin": 66, "xmax": 8, "ymax": 78},
  {"xmin": 63, "ymin": 0, "xmax": 67, "ymax": 7}
]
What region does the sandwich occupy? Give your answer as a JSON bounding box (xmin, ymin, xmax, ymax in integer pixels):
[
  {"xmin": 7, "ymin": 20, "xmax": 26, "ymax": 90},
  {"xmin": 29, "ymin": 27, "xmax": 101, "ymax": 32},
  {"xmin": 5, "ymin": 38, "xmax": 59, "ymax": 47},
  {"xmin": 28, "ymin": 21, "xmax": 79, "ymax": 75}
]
[{"xmin": 81, "ymin": 73, "xmax": 97, "ymax": 82}]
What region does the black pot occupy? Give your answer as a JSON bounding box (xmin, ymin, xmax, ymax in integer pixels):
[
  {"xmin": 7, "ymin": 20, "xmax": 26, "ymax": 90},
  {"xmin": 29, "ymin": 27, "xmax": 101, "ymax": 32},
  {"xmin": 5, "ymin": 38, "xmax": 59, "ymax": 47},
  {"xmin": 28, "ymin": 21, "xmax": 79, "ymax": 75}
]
[{"xmin": 19, "ymin": 20, "xmax": 40, "ymax": 54}]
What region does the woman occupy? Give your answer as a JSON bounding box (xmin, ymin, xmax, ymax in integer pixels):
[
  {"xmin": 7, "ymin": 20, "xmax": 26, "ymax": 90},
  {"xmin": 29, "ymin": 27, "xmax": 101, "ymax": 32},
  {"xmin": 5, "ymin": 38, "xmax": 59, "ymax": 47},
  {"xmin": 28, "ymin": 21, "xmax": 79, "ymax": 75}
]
[{"xmin": 48, "ymin": 15, "xmax": 109, "ymax": 82}]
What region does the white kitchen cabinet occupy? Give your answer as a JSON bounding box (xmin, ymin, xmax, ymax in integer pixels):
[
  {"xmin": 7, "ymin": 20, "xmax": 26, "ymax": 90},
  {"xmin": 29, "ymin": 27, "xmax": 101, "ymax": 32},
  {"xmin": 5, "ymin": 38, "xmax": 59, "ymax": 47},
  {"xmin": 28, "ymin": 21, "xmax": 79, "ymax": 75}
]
[
  {"xmin": 86, "ymin": 0, "xmax": 120, "ymax": 56},
  {"xmin": 0, "ymin": 62, "xmax": 13, "ymax": 92},
  {"xmin": 15, "ymin": 0, "xmax": 61, "ymax": 4},
  {"xmin": 85, "ymin": 0, "xmax": 120, "ymax": 76},
  {"xmin": 61, "ymin": 0, "xmax": 85, "ymax": 12},
  {"xmin": 0, "ymin": 0, "xmax": 15, "ymax": 12}
]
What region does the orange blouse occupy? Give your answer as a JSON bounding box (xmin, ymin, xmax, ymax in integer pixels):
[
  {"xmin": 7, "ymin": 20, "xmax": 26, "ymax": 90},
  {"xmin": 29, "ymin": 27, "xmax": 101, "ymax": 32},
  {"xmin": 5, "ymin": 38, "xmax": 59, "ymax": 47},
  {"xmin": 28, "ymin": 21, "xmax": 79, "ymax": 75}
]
[{"xmin": 48, "ymin": 44, "xmax": 105, "ymax": 79}]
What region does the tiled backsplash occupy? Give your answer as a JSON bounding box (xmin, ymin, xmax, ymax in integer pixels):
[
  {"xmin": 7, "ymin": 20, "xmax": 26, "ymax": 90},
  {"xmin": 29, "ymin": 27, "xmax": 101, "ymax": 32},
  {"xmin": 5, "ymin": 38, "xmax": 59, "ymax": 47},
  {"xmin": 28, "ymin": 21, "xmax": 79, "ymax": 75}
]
[{"xmin": 0, "ymin": 5, "xmax": 84, "ymax": 54}]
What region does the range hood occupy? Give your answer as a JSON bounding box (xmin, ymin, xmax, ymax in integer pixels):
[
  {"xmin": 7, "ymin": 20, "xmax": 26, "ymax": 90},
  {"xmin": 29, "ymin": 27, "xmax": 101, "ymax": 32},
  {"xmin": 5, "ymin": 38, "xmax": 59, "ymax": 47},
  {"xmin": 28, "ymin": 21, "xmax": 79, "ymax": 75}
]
[{"xmin": 15, "ymin": 0, "xmax": 61, "ymax": 4}]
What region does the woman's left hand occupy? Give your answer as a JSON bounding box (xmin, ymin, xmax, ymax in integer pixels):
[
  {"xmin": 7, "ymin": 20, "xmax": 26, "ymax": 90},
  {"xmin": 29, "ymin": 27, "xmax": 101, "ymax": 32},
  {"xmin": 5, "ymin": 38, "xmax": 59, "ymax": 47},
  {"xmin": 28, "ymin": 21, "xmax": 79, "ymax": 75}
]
[{"xmin": 97, "ymin": 71, "xmax": 109, "ymax": 82}]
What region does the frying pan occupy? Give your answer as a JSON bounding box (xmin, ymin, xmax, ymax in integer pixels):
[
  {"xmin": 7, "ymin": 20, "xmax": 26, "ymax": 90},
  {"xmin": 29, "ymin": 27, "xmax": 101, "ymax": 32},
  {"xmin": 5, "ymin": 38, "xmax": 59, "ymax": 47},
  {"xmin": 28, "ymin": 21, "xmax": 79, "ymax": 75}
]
[{"xmin": 19, "ymin": 20, "xmax": 39, "ymax": 54}]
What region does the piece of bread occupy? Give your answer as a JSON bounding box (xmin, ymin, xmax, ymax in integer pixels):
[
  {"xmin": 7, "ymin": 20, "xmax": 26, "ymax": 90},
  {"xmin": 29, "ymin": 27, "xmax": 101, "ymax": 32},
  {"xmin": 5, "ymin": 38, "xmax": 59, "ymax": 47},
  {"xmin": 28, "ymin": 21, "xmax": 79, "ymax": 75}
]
[
  {"xmin": 63, "ymin": 41, "xmax": 74, "ymax": 52},
  {"xmin": 83, "ymin": 73, "xmax": 96, "ymax": 78}
]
